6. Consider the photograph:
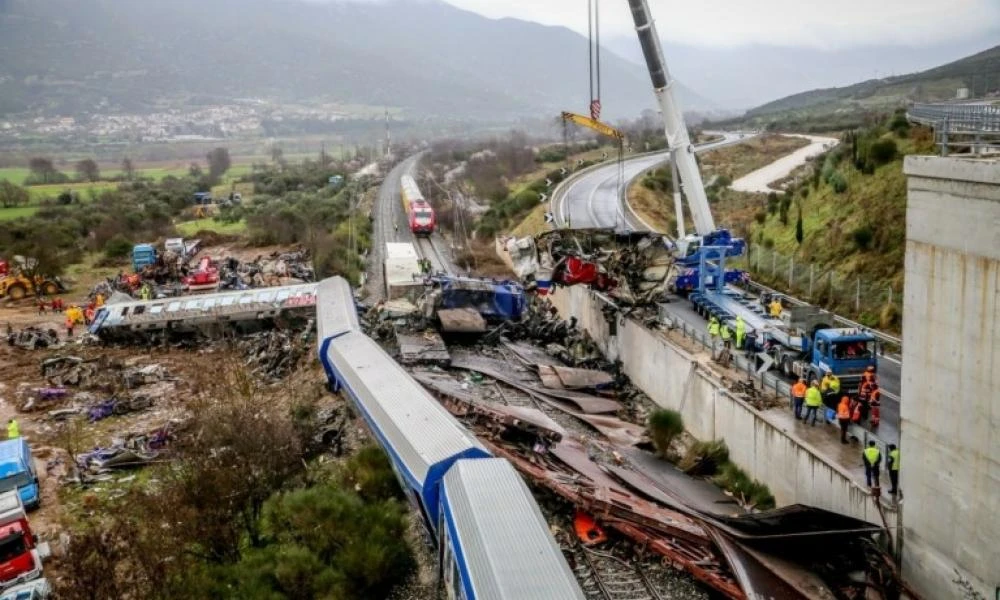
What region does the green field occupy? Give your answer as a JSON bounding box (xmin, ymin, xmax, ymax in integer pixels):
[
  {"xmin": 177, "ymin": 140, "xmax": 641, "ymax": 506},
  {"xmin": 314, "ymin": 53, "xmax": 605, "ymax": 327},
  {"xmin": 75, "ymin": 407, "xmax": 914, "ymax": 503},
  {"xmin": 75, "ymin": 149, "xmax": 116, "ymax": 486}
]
[
  {"xmin": 26, "ymin": 181, "xmax": 117, "ymax": 201},
  {"xmin": 0, "ymin": 205, "xmax": 41, "ymax": 221},
  {"xmin": 0, "ymin": 161, "xmax": 254, "ymax": 186},
  {"xmin": 175, "ymin": 218, "xmax": 248, "ymax": 237}
]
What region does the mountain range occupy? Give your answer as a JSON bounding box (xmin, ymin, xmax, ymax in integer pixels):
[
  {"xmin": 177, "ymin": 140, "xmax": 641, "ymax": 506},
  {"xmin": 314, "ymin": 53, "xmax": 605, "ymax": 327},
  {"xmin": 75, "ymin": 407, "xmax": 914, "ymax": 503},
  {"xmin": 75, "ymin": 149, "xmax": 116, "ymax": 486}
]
[
  {"xmin": 608, "ymin": 32, "xmax": 1000, "ymax": 110},
  {"xmin": 0, "ymin": 0, "xmax": 710, "ymax": 120}
]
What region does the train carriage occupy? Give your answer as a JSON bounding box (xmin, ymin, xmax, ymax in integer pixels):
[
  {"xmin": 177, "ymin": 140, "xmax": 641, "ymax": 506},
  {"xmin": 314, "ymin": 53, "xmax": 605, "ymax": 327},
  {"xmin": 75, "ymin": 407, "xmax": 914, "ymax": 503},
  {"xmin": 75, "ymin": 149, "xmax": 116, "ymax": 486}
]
[
  {"xmin": 321, "ymin": 329, "xmax": 489, "ymax": 531},
  {"xmin": 439, "ymin": 459, "xmax": 586, "ymax": 600}
]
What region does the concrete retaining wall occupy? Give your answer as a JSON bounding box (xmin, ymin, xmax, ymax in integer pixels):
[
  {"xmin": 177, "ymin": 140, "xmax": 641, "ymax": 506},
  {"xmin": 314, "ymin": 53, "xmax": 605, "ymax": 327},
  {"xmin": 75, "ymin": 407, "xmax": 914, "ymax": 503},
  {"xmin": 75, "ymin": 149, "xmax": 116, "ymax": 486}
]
[
  {"xmin": 901, "ymin": 156, "xmax": 999, "ymax": 600},
  {"xmin": 549, "ymin": 285, "xmax": 890, "ymax": 526}
]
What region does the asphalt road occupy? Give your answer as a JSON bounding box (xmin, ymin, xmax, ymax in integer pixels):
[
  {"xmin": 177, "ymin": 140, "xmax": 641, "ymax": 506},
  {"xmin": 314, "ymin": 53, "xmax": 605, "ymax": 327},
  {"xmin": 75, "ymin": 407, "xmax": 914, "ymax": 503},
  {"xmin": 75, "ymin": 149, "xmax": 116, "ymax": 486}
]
[{"xmin": 552, "ymin": 131, "xmax": 753, "ymax": 229}]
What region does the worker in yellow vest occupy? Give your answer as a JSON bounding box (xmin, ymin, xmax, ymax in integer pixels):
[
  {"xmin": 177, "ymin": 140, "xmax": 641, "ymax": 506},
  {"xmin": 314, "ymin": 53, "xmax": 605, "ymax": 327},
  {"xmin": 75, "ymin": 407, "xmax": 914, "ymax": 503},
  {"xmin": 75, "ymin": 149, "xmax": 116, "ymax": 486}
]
[
  {"xmin": 734, "ymin": 316, "xmax": 746, "ymax": 351},
  {"xmin": 886, "ymin": 444, "xmax": 900, "ymax": 495},
  {"xmin": 6, "ymin": 418, "xmax": 19, "ymax": 439},
  {"xmin": 720, "ymin": 321, "xmax": 732, "ymax": 349},
  {"xmin": 863, "ymin": 441, "xmax": 881, "ymax": 488},
  {"xmin": 707, "ymin": 316, "xmax": 720, "ymax": 347},
  {"xmin": 769, "ymin": 298, "xmax": 782, "ymax": 317},
  {"xmin": 804, "ymin": 380, "xmax": 823, "ymax": 426}
]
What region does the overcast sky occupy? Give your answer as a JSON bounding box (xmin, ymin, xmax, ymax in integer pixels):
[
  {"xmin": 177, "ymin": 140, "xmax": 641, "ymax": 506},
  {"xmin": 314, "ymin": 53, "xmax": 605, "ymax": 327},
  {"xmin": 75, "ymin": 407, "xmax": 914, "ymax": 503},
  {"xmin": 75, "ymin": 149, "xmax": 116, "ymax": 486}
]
[{"xmin": 435, "ymin": 0, "xmax": 1000, "ymax": 49}]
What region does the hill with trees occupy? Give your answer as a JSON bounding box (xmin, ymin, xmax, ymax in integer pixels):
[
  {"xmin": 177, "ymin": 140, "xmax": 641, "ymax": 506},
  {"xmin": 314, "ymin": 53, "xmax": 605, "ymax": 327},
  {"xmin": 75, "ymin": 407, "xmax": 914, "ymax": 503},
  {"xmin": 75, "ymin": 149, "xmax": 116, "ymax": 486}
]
[{"xmin": 710, "ymin": 45, "xmax": 1000, "ymax": 131}]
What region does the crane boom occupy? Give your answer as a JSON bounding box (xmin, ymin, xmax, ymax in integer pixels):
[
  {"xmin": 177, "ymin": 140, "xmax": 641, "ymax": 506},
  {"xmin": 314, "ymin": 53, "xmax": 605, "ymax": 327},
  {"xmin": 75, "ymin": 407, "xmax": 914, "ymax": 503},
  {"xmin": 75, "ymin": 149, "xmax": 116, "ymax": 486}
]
[
  {"xmin": 560, "ymin": 112, "xmax": 625, "ymax": 142},
  {"xmin": 626, "ymin": 0, "xmax": 715, "ymax": 236}
]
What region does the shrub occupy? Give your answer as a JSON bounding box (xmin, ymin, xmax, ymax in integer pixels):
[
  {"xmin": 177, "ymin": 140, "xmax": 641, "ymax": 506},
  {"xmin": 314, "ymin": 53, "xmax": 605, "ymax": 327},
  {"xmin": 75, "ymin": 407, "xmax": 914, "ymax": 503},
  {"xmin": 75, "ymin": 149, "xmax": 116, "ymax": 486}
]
[
  {"xmin": 713, "ymin": 462, "xmax": 775, "ymax": 510},
  {"xmin": 754, "ymin": 210, "xmax": 767, "ymax": 225},
  {"xmin": 828, "ymin": 171, "xmax": 848, "ymax": 194},
  {"xmin": 679, "ymin": 440, "xmax": 729, "ymax": 476},
  {"xmin": 852, "ymin": 224, "xmax": 874, "ymax": 250},
  {"xmin": 762, "ymin": 237, "xmax": 775, "ymax": 249},
  {"xmin": 103, "ymin": 234, "xmax": 134, "ymax": 259},
  {"xmin": 766, "ymin": 192, "xmax": 779, "ymax": 215},
  {"xmin": 337, "ymin": 446, "xmax": 402, "ymax": 502},
  {"xmin": 868, "ymin": 138, "xmax": 898, "ymax": 167},
  {"xmin": 648, "ymin": 409, "xmax": 684, "ymax": 457}
]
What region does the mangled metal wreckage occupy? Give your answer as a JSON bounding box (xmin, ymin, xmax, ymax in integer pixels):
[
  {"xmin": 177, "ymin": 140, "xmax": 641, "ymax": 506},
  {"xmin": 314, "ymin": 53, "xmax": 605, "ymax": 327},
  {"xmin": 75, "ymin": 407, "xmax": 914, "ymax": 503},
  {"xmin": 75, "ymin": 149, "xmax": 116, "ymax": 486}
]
[{"xmin": 503, "ymin": 229, "xmax": 674, "ymax": 305}]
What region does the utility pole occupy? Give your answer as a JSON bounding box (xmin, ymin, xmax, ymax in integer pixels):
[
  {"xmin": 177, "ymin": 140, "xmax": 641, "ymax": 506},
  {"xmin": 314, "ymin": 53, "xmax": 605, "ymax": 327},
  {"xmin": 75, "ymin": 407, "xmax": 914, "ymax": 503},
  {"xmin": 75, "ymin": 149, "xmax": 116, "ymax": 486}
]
[{"xmin": 384, "ymin": 108, "xmax": 391, "ymax": 159}]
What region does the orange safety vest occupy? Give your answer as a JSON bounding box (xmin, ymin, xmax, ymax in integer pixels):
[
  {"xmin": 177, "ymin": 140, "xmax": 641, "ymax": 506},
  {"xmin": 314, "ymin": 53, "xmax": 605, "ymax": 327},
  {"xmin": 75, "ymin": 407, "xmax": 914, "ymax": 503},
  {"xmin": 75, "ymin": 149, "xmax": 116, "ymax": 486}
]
[
  {"xmin": 851, "ymin": 402, "xmax": 862, "ymax": 423},
  {"xmin": 837, "ymin": 398, "xmax": 851, "ymax": 420},
  {"xmin": 792, "ymin": 382, "xmax": 807, "ymax": 398}
]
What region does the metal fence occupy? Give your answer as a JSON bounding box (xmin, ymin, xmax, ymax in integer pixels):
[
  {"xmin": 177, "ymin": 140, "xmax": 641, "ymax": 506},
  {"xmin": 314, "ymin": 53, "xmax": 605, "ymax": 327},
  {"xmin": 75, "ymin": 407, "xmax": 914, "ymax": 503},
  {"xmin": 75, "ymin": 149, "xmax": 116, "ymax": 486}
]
[
  {"xmin": 735, "ymin": 245, "xmax": 901, "ymax": 325},
  {"xmin": 907, "ymin": 102, "xmax": 1000, "ymax": 156}
]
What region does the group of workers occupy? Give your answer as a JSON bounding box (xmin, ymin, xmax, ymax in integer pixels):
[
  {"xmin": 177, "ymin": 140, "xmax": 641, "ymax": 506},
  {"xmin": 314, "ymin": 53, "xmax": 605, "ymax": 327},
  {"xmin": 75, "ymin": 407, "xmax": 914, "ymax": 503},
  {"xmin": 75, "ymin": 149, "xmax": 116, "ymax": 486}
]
[
  {"xmin": 707, "ymin": 314, "xmax": 746, "ymax": 352},
  {"xmin": 41, "ymin": 293, "xmax": 107, "ymax": 338},
  {"xmin": 790, "ymin": 367, "xmax": 898, "ymax": 494}
]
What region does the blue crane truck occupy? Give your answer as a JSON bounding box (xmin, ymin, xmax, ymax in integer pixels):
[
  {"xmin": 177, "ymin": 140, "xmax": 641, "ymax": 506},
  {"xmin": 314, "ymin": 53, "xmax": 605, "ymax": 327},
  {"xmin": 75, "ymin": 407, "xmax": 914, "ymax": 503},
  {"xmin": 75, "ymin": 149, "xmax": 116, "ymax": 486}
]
[{"xmin": 689, "ymin": 249, "xmax": 876, "ymax": 391}]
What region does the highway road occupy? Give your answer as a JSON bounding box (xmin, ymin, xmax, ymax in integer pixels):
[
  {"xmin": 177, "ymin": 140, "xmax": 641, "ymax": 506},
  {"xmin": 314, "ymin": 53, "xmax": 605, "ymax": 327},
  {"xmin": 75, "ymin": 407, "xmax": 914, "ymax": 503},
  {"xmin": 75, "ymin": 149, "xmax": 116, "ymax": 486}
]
[{"xmin": 552, "ymin": 131, "xmax": 754, "ymax": 230}]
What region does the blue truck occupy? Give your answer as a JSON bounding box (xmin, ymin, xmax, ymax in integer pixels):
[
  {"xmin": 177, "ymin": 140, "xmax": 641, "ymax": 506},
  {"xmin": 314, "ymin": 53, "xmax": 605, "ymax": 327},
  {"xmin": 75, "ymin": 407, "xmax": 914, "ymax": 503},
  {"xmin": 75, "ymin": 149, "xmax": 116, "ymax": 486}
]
[
  {"xmin": 131, "ymin": 244, "xmax": 157, "ymax": 272},
  {"xmin": 0, "ymin": 439, "xmax": 40, "ymax": 510}
]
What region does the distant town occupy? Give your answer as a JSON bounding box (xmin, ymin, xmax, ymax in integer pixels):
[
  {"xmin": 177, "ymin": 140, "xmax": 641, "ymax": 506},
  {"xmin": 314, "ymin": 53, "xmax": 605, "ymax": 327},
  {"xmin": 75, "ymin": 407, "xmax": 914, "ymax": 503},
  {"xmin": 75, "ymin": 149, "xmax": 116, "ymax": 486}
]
[{"xmin": 0, "ymin": 101, "xmax": 385, "ymax": 144}]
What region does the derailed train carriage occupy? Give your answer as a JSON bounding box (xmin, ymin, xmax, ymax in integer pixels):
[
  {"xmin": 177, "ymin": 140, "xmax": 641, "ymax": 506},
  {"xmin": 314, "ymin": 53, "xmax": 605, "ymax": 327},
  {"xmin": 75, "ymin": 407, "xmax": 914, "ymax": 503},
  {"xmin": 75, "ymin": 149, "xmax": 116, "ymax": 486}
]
[{"xmin": 315, "ymin": 277, "xmax": 585, "ymax": 600}]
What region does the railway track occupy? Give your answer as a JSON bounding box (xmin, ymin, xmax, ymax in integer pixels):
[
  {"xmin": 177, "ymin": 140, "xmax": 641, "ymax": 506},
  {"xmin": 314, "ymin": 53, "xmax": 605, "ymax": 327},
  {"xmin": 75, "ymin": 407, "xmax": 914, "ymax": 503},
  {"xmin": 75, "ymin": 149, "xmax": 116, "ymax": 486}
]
[
  {"xmin": 569, "ymin": 545, "xmax": 664, "ymax": 600},
  {"xmin": 415, "ymin": 234, "xmax": 452, "ymax": 275}
]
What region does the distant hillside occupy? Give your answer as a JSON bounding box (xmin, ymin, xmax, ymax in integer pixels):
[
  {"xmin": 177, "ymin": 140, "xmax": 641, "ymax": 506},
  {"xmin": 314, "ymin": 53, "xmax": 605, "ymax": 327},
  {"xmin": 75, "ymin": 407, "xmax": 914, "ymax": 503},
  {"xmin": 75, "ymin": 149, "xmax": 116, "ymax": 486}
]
[
  {"xmin": 0, "ymin": 0, "xmax": 711, "ymax": 120},
  {"xmin": 745, "ymin": 45, "xmax": 1000, "ymax": 119}
]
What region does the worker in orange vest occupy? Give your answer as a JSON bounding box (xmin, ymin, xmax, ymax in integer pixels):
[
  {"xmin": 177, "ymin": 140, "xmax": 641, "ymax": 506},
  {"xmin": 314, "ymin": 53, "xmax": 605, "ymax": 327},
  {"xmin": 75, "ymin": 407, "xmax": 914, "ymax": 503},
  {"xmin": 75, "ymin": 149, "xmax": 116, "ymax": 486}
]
[
  {"xmin": 869, "ymin": 387, "xmax": 881, "ymax": 428},
  {"xmin": 791, "ymin": 378, "xmax": 807, "ymax": 420},
  {"xmin": 836, "ymin": 396, "xmax": 852, "ymax": 444}
]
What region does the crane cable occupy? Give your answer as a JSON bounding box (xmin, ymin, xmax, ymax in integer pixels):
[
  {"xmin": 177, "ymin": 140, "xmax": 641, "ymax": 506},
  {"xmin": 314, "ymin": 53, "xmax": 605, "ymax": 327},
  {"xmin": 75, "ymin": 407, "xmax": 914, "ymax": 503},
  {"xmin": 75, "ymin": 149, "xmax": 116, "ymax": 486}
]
[{"xmin": 589, "ymin": 0, "xmax": 625, "ymax": 227}]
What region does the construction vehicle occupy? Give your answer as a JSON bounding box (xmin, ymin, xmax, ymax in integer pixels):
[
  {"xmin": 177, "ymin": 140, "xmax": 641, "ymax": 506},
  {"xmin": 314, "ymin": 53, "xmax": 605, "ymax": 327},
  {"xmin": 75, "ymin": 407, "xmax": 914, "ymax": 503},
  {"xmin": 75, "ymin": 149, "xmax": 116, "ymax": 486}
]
[
  {"xmin": 0, "ymin": 274, "xmax": 65, "ymax": 302},
  {"xmin": 626, "ymin": 0, "xmax": 875, "ymax": 387},
  {"xmin": 0, "ymin": 491, "xmax": 49, "ymax": 593},
  {"xmin": 0, "ymin": 578, "xmax": 50, "ymax": 600},
  {"xmin": 132, "ymin": 244, "xmax": 157, "ymax": 272},
  {"xmin": 419, "ymin": 276, "xmax": 525, "ymax": 333}
]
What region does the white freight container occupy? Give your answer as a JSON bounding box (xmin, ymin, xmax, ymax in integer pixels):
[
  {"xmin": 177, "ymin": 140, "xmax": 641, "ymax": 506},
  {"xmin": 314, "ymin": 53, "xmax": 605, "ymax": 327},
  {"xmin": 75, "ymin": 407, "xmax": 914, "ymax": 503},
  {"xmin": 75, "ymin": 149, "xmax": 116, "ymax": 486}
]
[{"xmin": 384, "ymin": 243, "xmax": 423, "ymax": 300}]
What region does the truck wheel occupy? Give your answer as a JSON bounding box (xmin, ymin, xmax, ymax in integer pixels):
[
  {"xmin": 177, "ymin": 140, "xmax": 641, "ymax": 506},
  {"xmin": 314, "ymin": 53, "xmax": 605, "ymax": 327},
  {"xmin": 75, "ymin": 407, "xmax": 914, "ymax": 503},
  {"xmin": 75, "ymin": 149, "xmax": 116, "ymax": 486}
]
[
  {"xmin": 41, "ymin": 281, "xmax": 59, "ymax": 296},
  {"xmin": 781, "ymin": 357, "xmax": 794, "ymax": 377},
  {"xmin": 6, "ymin": 283, "xmax": 26, "ymax": 301}
]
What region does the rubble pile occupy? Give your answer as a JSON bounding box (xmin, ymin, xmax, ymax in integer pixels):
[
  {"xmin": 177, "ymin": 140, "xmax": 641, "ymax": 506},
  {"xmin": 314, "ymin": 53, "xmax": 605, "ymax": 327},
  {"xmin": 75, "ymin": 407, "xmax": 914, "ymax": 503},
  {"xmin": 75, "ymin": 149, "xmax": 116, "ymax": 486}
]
[
  {"xmin": 88, "ymin": 246, "xmax": 316, "ymax": 300},
  {"xmin": 6, "ymin": 326, "xmax": 61, "ymax": 350},
  {"xmin": 218, "ymin": 249, "xmax": 315, "ymax": 290},
  {"xmin": 236, "ymin": 329, "xmax": 313, "ymax": 381}
]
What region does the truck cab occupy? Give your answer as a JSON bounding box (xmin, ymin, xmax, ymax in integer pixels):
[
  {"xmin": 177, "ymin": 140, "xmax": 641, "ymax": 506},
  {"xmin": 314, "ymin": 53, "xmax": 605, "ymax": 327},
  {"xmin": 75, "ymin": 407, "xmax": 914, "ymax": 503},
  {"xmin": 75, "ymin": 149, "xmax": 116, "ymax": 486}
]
[
  {"xmin": 0, "ymin": 441, "xmax": 39, "ymax": 511},
  {"xmin": 809, "ymin": 328, "xmax": 877, "ymax": 393},
  {"xmin": 0, "ymin": 492, "xmax": 48, "ymax": 593},
  {"xmin": 132, "ymin": 244, "xmax": 157, "ymax": 272}
]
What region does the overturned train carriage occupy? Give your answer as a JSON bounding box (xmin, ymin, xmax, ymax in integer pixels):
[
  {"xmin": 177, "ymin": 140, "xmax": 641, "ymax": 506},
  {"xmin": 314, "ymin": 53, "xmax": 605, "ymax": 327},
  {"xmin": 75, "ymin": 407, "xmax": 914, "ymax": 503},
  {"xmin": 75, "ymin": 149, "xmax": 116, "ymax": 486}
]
[{"xmin": 89, "ymin": 283, "xmax": 318, "ymax": 341}]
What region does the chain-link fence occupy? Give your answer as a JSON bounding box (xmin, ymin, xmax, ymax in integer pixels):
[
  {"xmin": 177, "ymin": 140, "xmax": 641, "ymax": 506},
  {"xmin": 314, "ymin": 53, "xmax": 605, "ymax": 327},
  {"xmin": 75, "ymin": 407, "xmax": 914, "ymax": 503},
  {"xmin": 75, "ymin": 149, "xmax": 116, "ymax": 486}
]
[{"xmin": 734, "ymin": 245, "xmax": 902, "ymax": 330}]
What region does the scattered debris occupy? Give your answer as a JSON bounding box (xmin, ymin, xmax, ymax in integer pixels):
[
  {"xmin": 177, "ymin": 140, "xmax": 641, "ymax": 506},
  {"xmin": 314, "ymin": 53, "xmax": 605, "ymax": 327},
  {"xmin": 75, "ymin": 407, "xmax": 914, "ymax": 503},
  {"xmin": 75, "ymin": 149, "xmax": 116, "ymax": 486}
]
[
  {"xmin": 396, "ymin": 331, "xmax": 450, "ymax": 365},
  {"xmin": 6, "ymin": 326, "xmax": 61, "ymax": 350},
  {"xmin": 236, "ymin": 329, "xmax": 313, "ymax": 381},
  {"xmin": 74, "ymin": 425, "xmax": 174, "ymax": 482}
]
